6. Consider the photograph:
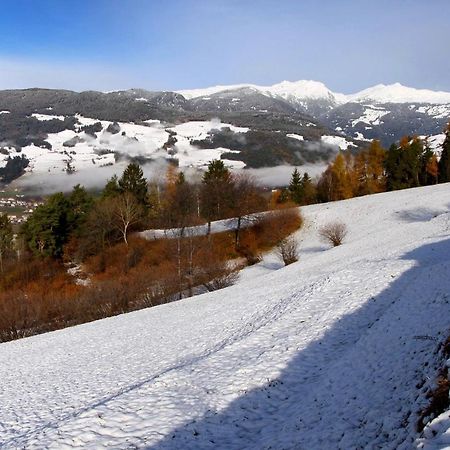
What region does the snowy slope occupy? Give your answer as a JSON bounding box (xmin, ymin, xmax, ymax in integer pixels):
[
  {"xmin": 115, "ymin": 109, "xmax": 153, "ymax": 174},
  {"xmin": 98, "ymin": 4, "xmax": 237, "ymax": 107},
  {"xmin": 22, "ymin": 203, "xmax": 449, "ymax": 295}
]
[
  {"xmin": 1, "ymin": 184, "xmax": 450, "ymax": 449},
  {"xmin": 10, "ymin": 117, "xmax": 248, "ymax": 190}
]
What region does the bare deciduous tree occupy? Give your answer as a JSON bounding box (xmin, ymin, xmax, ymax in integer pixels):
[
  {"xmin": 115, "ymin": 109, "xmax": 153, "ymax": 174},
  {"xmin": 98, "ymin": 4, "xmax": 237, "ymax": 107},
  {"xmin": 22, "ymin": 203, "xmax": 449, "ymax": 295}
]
[{"xmin": 113, "ymin": 193, "xmax": 144, "ymax": 245}]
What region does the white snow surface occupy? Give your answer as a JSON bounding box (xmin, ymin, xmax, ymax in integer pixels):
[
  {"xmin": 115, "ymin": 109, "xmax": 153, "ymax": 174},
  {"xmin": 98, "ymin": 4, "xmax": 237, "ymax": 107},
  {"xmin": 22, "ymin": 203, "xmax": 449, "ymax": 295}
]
[
  {"xmin": 31, "ymin": 113, "xmax": 66, "ymax": 121},
  {"xmin": 1, "ymin": 184, "xmax": 450, "ymax": 449},
  {"xmin": 421, "ymin": 134, "xmax": 447, "ymax": 157},
  {"xmin": 286, "ymin": 133, "xmax": 304, "ymax": 141},
  {"xmin": 351, "ymin": 106, "xmax": 389, "ymax": 126},
  {"xmin": 179, "ymin": 80, "xmax": 450, "ymax": 105},
  {"xmin": 417, "ymin": 105, "xmax": 450, "ymax": 119},
  {"xmin": 321, "ymin": 134, "xmax": 356, "ymax": 150}
]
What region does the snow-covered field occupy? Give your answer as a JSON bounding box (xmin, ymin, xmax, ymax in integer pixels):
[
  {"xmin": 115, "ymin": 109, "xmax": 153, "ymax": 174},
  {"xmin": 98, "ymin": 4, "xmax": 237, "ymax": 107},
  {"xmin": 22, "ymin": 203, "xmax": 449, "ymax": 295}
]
[{"xmin": 1, "ymin": 184, "xmax": 450, "ymax": 449}]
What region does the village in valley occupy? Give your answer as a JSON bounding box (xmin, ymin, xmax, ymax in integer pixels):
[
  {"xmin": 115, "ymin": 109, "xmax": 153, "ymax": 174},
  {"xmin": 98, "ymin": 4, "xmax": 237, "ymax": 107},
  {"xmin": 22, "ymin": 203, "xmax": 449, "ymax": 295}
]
[{"xmin": 0, "ymin": 189, "xmax": 42, "ymax": 224}]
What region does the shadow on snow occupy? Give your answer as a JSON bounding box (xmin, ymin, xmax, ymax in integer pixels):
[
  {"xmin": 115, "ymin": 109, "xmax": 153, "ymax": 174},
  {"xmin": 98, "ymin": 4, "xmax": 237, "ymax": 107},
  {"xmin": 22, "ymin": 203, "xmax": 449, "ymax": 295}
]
[{"xmin": 149, "ymin": 237, "xmax": 450, "ymax": 450}]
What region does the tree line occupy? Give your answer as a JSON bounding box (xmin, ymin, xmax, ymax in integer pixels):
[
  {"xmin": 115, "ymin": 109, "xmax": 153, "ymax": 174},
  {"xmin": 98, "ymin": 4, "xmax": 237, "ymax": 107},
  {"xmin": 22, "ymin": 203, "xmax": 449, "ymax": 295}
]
[
  {"xmin": 278, "ymin": 122, "xmax": 450, "ymax": 205},
  {"xmin": 0, "ymin": 160, "xmax": 301, "ymax": 342}
]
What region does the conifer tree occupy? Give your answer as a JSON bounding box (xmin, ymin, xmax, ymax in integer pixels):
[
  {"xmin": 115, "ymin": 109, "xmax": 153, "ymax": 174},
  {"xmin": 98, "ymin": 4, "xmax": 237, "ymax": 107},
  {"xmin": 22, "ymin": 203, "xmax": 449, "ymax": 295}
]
[
  {"xmin": 0, "ymin": 213, "xmax": 13, "ymax": 273},
  {"xmin": 21, "ymin": 193, "xmax": 71, "ymax": 258},
  {"xmin": 438, "ymin": 123, "xmax": 450, "ymax": 183},
  {"xmin": 67, "ymin": 184, "xmax": 93, "ymax": 235},
  {"xmin": 385, "ymin": 137, "xmax": 422, "ymax": 190},
  {"xmin": 118, "ymin": 163, "xmax": 148, "ymax": 206},
  {"xmin": 102, "ymin": 175, "xmax": 121, "ymax": 198},
  {"xmin": 288, "ymin": 168, "xmax": 304, "ymax": 204},
  {"xmin": 301, "ymin": 172, "xmax": 317, "ymax": 204},
  {"xmin": 419, "ymin": 141, "xmax": 435, "ymax": 186},
  {"xmin": 165, "ymin": 171, "xmax": 196, "ymax": 232},
  {"xmin": 200, "ymin": 160, "xmax": 234, "ymax": 233}
]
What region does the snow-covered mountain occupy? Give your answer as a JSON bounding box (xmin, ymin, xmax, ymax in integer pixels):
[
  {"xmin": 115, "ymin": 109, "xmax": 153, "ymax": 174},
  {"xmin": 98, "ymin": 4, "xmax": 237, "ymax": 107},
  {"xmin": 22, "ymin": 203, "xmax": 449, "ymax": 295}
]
[
  {"xmin": 181, "ymin": 80, "xmax": 450, "ymax": 107},
  {"xmin": 0, "ymin": 87, "xmax": 353, "ymax": 189},
  {"xmin": 0, "ymin": 81, "xmax": 449, "ymax": 188},
  {"xmin": 180, "ymin": 80, "xmax": 450, "ymax": 144},
  {"xmin": 348, "ymin": 82, "xmax": 450, "ymax": 104},
  {"xmin": 1, "ymin": 183, "xmax": 449, "ymax": 448},
  {"xmin": 180, "ymin": 80, "xmax": 346, "ymax": 116}
]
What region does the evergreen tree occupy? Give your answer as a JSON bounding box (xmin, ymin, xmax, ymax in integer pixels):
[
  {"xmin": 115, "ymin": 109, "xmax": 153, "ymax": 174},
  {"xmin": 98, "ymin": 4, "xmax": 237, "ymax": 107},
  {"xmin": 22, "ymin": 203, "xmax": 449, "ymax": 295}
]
[
  {"xmin": 162, "ymin": 171, "xmax": 194, "ymax": 229},
  {"xmin": 438, "ymin": 123, "xmax": 450, "ymax": 183},
  {"xmin": 200, "ymin": 160, "xmax": 234, "ymax": 232},
  {"xmin": 419, "ymin": 141, "xmax": 435, "ymax": 186},
  {"xmin": 0, "ymin": 213, "xmax": 13, "ymax": 273},
  {"xmin": 288, "ymin": 168, "xmax": 304, "ymax": 204},
  {"xmin": 301, "ymin": 172, "xmax": 316, "ymax": 204},
  {"xmin": 118, "ymin": 163, "xmax": 148, "ymax": 205},
  {"xmin": 102, "ymin": 175, "xmax": 121, "ymax": 199},
  {"xmin": 278, "ymin": 188, "xmax": 290, "ymax": 204},
  {"xmin": 21, "ymin": 193, "xmax": 71, "ymax": 258},
  {"xmin": 385, "ymin": 137, "xmax": 422, "ymax": 191},
  {"xmin": 67, "ymin": 184, "xmax": 93, "ymax": 235}
]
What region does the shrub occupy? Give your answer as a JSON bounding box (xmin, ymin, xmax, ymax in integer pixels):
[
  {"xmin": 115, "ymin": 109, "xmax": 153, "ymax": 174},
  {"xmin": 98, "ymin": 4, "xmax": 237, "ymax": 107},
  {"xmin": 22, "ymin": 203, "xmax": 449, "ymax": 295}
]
[
  {"xmin": 319, "ymin": 221, "xmax": 348, "ymax": 247},
  {"xmin": 202, "ymin": 268, "xmax": 240, "ymax": 292},
  {"xmin": 277, "ymin": 236, "xmax": 299, "ymax": 265}
]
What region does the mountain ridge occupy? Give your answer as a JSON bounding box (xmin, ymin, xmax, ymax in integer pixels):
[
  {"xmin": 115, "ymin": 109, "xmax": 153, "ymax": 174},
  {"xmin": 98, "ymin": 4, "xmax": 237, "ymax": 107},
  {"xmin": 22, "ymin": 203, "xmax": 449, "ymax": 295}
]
[{"xmin": 178, "ymin": 80, "xmax": 450, "ymax": 105}]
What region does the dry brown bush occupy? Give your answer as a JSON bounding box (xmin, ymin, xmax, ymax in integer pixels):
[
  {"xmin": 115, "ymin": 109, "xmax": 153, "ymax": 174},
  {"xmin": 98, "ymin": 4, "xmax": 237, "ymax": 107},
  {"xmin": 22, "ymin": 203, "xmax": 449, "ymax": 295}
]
[
  {"xmin": 0, "ymin": 206, "xmax": 304, "ymax": 343},
  {"xmin": 319, "ymin": 221, "xmax": 348, "ymax": 247},
  {"xmin": 276, "ymin": 236, "xmax": 299, "ymax": 266}
]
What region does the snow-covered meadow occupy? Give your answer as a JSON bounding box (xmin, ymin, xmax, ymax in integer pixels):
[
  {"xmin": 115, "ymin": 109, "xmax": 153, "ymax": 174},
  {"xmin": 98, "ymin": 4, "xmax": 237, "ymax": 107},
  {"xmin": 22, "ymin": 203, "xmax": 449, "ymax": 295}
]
[{"xmin": 0, "ymin": 184, "xmax": 449, "ymax": 449}]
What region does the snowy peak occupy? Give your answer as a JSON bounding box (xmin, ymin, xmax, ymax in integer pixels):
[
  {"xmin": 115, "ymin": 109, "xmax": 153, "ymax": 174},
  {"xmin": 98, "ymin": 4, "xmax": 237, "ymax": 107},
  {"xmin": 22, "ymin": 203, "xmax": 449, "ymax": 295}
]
[
  {"xmin": 264, "ymin": 80, "xmax": 344, "ymax": 103},
  {"xmin": 348, "ymin": 82, "xmax": 450, "ymax": 104},
  {"xmin": 178, "ymin": 84, "xmax": 253, "ymax": 100},
  {"xmin": 178, "ymin": 80, "xmax": 343, "ymax": 104},
  {"xmin": 179, "ymin": 80, "xmax": 345, "ymax": 116},
  {"xmin": 180, "ymin": 80, "xmax": 450, "ymax": 106}
]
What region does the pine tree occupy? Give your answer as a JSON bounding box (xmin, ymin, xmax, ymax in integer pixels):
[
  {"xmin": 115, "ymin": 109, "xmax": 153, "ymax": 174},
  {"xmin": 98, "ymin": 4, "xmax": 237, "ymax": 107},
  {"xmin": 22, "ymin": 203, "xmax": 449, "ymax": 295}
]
[
  {"xmin": 200, "ymin": 160, "xmax": 234, "ymax": 232},
  {"xmin": 0, "ymin": 213, "xmax": 13, "ymax": 273},
  {"xmin": 118, "ymin": 163, "xmax": 148, "ymax": 206},
  {"xmin": 67, "ymin": 184, "xmax": 93, "ymax": 235},
  {"xmin": 288, "ymin": 168, "xmax": 304, "ymax": 204},
  {"xmin": 419, "ymin": 141, "xmax": 435, "ymax": 186},
  {"xmin": 21, "ymin": 193, "xmax": 71, "ymax": 258},
  {"xmin": 165, "ymin": 171, "xmax": 196, "ymax": 231},
  {"xmin": 102, "ymin": 175, "xmax": 121, "ymax": 198},
  {"xmin": 301, "ymin": 172, "xmax": 317, "ymax": 204},
  {"xmin": 438, "ymin": 123, "xmax": 450, "ymax": 183},
  {"xmin": 385, "ymin": 137, "xmax": 423, "ymax": 190}
]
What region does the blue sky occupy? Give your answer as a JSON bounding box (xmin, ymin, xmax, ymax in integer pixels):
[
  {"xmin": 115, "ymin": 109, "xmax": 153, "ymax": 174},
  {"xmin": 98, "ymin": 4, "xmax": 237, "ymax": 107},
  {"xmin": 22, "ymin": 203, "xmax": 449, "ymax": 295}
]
[{"xmin": 0, "ymin": 0, "xmax": 449, "ymax": 93}]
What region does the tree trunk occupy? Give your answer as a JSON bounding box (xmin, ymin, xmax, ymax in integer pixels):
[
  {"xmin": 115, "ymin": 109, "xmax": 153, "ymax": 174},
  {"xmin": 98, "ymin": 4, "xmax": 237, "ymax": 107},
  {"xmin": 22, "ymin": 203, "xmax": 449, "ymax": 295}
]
[{"xmin": 235, "ymin": 216, "xmax": 242, "ymax": 247}]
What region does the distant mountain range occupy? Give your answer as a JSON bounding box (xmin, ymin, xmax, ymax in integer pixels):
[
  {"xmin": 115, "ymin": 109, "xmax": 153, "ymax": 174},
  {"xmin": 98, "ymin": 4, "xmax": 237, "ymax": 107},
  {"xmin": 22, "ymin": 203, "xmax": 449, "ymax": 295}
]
[
  {"xmin": 179, "ymin": 80, "xmax": 450, "ymax": 144},
  {"xmin": 0, "ymin": 80, "xmax": 449, "ymax": 188}
]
